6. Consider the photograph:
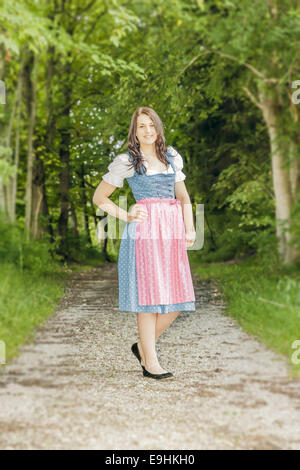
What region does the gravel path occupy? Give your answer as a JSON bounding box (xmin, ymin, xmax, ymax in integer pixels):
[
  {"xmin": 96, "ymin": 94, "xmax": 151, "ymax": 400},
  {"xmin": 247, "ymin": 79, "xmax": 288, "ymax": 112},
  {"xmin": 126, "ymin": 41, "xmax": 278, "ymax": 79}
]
[{"xmin": 0, "ymin": 263, "xmax": 300, "ymax": 450}]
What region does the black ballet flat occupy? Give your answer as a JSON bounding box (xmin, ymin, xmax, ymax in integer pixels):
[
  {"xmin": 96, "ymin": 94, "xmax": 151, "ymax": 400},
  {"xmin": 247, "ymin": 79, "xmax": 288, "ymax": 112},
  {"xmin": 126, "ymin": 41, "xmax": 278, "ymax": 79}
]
[
  {"xmin": 131, "ymin": 343, "xmax": 145, "ymax": 370},
  {"xmin": 142, "ymin": 368, "xmax": 173, "ymax": 380}
]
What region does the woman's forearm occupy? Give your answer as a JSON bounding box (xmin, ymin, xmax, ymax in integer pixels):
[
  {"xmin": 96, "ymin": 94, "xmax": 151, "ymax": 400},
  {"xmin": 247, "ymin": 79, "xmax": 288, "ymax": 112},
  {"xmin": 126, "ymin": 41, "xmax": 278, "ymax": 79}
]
[
  {"xmin": 178, "ymin": 196, "xmax": 195, "ymax": 232},
  {"xmin": 93, "ymin": 196, "xmax": 129, "ymax": 222}
]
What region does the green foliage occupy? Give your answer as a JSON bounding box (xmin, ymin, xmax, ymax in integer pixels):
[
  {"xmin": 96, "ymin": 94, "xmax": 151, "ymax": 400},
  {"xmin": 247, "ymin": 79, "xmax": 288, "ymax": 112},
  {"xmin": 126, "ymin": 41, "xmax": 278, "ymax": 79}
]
[
  {"xmin": 0, "ymin": 212, "xmax": 62, "ymax": 274},
  {"xmin": 0, "ymin": 261, "xmax": 66, "ymax": 364},
  {"xmin": 212, "ymin": 160, "xmax": 275, "ymax": 229},
  {"xmin": 205, "ymin": 226, "xmax": 255, "ymax": 262},
  {"xmin": 1, "ymin": 0, "xmax": 300, "ymax": 269},
  {"xmin": 60, "ymin": 229, "xmax": 106, "ymax": 264}
]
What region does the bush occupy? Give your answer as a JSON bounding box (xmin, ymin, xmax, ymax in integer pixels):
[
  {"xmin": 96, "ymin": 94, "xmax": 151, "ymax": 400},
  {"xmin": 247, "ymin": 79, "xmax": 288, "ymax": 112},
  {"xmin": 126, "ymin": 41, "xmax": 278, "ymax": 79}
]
[{"xmin": 0, "ymin": 212, "xmax": 62, "ymax": 274}]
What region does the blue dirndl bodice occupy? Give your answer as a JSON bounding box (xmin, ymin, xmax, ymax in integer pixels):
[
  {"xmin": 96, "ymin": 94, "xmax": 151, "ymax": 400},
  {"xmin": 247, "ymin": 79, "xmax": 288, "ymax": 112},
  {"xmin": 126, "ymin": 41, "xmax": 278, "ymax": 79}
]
[{"xmin": 125, "ymin": 148, "xmax": 176, "ymax": 201}]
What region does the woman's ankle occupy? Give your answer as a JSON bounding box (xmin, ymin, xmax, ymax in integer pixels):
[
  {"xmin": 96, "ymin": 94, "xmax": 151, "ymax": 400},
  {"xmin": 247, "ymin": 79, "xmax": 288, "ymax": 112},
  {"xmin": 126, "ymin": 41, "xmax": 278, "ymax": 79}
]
[{"xmin": 144, "ymin": 358, "xmax": 161, "ymax": 369}]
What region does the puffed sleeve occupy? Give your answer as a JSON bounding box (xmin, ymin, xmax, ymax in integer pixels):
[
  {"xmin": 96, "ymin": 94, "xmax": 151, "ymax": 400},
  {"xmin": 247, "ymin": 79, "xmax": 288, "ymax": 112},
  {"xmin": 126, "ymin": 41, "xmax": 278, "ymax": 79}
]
[
  {"xmin": 102, "ymin": 153, "xmax": 134, "ymax": 188},
  {"xmin": 167, "ymin": 146, "xmax": 186, "ymax": 182}
]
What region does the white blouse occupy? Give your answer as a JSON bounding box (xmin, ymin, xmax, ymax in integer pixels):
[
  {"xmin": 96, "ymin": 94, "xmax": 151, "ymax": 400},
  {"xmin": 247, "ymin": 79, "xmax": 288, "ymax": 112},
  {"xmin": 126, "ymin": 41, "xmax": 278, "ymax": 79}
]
[{"xmin": 102, "ymin": 145, "xmax": 186, "ymax": 188}]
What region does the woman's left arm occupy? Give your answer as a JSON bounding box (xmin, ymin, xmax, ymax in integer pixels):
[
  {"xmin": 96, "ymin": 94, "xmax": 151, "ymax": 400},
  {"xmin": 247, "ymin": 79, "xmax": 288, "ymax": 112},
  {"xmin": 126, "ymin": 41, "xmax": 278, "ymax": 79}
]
[{"xmin": 175, "ymin": 181, "xmax": 196, "ymax": 248}]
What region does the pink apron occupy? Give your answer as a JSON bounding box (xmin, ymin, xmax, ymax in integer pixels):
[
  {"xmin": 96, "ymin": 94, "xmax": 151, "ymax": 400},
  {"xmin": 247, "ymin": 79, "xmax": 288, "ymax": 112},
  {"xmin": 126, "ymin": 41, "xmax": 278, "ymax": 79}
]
[{"xmin": 134, "ymin": 197, "xmax": 196, "ymax": 306}]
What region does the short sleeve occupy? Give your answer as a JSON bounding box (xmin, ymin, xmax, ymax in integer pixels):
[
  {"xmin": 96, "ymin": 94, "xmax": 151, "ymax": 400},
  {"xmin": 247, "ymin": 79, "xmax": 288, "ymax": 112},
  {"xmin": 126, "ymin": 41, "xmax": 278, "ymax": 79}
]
[
  {"xmin": 167, "ymin": 146, "xmax": 186, "ymax": 183},
  {"xmin": 102, "ymin": 153, "xmax": 134, "ymax": 188}
]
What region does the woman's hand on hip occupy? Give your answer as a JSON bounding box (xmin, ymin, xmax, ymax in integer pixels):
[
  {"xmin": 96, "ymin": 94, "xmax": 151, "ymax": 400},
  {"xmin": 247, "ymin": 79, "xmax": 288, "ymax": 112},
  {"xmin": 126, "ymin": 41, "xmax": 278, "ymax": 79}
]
[{"xmin": 127, "ymin": 204, "xmax": 149, "ymax": 223}]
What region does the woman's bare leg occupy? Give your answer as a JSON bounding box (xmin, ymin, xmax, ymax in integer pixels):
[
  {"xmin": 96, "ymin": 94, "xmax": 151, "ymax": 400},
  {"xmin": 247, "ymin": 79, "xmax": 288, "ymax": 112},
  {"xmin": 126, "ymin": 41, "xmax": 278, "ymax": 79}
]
[
  {"xmin": 137, "ymin": 311, "xmax": 181, "ymax": 372},
  {"xmin": 155, "ymin": 311, "xmax": 181, "ymax": 340},
  {"xmin": 137, "ymin": 312, "xmax": 169, "ymax": 374}
]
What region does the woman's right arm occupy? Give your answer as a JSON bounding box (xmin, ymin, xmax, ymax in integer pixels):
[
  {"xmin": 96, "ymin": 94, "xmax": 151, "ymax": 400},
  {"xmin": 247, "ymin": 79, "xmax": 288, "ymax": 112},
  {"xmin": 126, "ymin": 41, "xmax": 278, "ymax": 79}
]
[
  {"xmin": 92, "ymin": 181, "xmax": 148, "ymax": 223},
  {"xmin": 92, "ymin": 180, "xmax": 130, "ymax": 222}
]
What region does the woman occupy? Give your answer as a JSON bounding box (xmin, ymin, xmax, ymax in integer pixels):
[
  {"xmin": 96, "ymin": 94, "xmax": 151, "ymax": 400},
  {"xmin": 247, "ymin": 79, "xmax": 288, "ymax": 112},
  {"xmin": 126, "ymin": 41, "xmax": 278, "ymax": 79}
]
[{"xmin": 93, "ymin": 107, "xmax": 196, "ymax": 380}]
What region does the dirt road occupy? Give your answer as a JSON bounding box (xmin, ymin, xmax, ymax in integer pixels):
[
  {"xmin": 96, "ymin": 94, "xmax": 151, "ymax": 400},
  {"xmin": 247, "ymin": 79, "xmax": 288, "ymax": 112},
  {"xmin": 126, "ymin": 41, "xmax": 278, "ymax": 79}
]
[{"xmin": 0, "ymin": 263, "xmax": 299, "ymax": 450}]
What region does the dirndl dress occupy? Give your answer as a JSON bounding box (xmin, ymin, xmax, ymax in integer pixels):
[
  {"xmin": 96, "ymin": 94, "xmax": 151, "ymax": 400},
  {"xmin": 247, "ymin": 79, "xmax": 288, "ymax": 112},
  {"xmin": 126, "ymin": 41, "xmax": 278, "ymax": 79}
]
[{"xmin": 117, "ymin": 148, "xmax": 196, "ymax": 314}]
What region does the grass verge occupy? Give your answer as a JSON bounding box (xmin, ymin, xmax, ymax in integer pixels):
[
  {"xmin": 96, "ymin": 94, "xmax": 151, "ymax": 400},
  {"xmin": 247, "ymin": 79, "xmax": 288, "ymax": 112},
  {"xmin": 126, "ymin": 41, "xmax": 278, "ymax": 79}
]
[{"xmin": 190, "ymin": 256, "xmax": 300, "ymax": 379}]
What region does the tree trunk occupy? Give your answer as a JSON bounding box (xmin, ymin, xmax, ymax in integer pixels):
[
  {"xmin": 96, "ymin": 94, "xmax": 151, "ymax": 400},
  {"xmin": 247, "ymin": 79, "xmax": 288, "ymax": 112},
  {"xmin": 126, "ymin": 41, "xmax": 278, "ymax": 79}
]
[
  {"xmin": 24, "ymin": 51, "xmax": 38, "ymax": 239},
  {"xmin": 32, "ymin": 153, "xmax": 46, "ymax": 238},
  {"xmin": 0, "ymin": 47, "xmax": 24, "ymax": 219},
  {"xmin": 0, "ymin": 44, "xmax": 5, "ymax": 82},
  {"xmin": 32, "ymin": 184, "xmax": 43, "ymax": 239},
  {"xmin": 69, "ymin": 204, "xmax": 80, "ymax": 238},
  {"xmin": 5, "ymin": 54, "xmax": 25, "ymax": 222},
  {"xmin": 44, "ymin": 46, "xmax": 57, "ymax": 244},
  {"xmin": 79, "ymin": 163, "xmax": 92, "ymax": 245},
  {"xmin": 57, "ymin": 59, "xmax": 72, "ymax": 259},
  {"xmin": 259, "ymin": 88, "xmax": 297, "ymax": 264},
  {"xmin": 11, "ymin": 54, "xmax": 25, "ymax": 223},
  {"xmin": 289, "ymin": 141, "xmax": 300, "ymax": 201},
  {"xmin": 57, "ymin": 123, "xmax": 70, "ymax": 257},
  {"xmin": 0, "ymin": 42, "xmax": 5, "ymax": 211}
]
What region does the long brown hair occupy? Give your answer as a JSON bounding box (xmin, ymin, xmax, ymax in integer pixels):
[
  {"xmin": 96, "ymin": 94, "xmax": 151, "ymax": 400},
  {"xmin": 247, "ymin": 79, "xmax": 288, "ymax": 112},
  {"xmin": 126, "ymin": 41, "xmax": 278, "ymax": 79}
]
[{"xmin": 126, "ymin": 107, "xmax": 169, "ymax": 175}]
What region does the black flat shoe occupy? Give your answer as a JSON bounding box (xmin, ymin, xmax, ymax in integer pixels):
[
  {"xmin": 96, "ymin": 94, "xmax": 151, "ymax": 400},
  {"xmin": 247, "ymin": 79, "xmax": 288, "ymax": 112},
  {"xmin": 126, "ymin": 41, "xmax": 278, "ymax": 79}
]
[
  {"xmin": 143, "ymin": 368, "xmax": 173, "ymax": 380},
  {"xmin": 131, "ymin": 343, "xmax": 145, "ymax": 370}
]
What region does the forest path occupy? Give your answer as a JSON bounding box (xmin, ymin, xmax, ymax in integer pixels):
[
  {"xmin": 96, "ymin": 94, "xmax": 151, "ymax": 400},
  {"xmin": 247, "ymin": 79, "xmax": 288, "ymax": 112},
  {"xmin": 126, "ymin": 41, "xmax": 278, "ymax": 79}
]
[{"xmin": 0, "ymin": 263, "xmax": 299, "ymax": 450}]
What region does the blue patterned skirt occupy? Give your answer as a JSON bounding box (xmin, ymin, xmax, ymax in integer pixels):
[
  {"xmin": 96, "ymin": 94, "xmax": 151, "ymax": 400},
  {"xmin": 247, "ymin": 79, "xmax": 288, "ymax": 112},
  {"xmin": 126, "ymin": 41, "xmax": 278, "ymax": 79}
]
[{"xmin": 118, "ymin": 221, "xmax": 196, "ymax": 314}]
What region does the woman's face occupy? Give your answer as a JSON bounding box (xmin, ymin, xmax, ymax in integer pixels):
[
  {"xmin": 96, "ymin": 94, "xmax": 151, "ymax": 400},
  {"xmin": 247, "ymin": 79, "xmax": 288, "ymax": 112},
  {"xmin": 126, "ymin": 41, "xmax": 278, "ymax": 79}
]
[{"xmin": 136, "ymin": 114, "xmax": 158, "ymax": 146}]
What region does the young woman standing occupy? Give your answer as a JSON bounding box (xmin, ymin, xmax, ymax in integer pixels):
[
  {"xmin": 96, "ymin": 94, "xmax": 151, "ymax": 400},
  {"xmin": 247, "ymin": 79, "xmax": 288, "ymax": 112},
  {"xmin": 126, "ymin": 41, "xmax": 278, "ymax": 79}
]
[{"xmin": 93, "ymin": 107, "xmax": 196, "ymax": 380}]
